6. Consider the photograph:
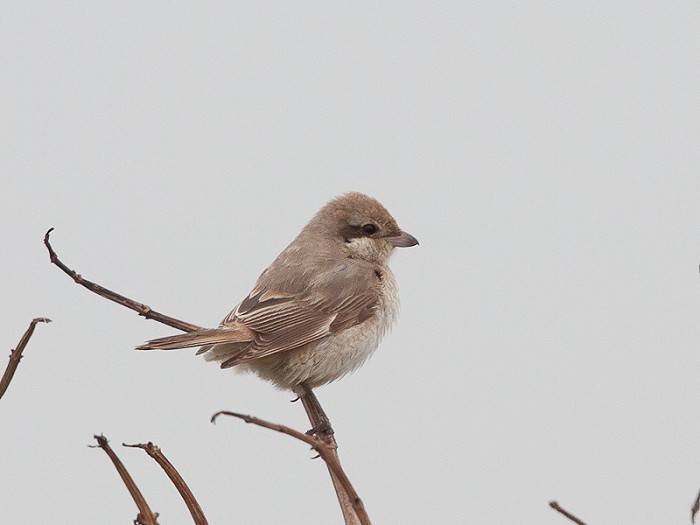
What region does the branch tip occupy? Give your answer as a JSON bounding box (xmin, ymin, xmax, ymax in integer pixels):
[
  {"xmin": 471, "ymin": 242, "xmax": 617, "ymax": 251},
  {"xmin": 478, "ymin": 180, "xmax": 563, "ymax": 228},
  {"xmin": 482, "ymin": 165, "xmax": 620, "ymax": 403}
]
[
  {"xmin": 1, "ymin": 317, "xmax": 53, "ymax": 401},
  {"xmin": 42, "ymin": 228, "xmax": 202, "ymax": 332},
  {"xmin": 211, "ymin": 410, "xmax": 240, "ymax": 424},
  {"xmin": 549, "ymin": 500, "xmax": 587, "ymax": 525}
]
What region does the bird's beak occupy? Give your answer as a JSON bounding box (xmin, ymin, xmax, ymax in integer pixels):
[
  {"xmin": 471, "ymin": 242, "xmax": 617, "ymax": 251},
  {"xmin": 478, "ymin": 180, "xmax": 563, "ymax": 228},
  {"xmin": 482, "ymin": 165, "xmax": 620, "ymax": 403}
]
[{"xmin": 387, "ymin": 230, "xmax": 419, "ymax": 247}]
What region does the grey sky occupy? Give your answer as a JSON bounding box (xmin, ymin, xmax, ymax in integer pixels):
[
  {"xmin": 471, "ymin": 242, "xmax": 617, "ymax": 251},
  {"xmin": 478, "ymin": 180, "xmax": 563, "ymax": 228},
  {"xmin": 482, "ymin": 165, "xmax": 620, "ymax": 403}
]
[{"xmin": 2, "ymin": 2, "xmax": 700, "ymax": 524}]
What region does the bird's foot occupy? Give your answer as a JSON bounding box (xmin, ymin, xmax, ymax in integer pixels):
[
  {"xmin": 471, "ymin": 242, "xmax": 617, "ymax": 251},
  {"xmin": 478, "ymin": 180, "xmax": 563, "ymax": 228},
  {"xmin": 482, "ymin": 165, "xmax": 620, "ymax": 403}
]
[{"xmin": 306, "ymin": 420, "xmax": 334, "ymax": 438}]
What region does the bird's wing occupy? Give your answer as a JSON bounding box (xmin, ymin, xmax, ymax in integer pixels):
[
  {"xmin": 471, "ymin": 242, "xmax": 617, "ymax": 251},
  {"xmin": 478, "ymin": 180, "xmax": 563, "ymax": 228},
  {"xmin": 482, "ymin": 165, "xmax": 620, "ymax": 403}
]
[{"xmin": 218, "ymin": 279, "xmax": 378, "ymax": 368}]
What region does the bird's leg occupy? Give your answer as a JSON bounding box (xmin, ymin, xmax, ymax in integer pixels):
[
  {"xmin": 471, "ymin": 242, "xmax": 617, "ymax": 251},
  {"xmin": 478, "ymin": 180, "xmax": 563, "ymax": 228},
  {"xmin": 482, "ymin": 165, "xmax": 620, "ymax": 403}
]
[{"xmin": 293, "ymin": 382, "xmax": 334, "ymax": 438}]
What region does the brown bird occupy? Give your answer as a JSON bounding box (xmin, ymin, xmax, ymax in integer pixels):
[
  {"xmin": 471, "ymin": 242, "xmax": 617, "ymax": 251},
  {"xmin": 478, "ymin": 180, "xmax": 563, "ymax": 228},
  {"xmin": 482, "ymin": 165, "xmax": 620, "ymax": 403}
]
[{"xmin": 137, "ymin": 192, "xmax": 418, "ymax": 390}]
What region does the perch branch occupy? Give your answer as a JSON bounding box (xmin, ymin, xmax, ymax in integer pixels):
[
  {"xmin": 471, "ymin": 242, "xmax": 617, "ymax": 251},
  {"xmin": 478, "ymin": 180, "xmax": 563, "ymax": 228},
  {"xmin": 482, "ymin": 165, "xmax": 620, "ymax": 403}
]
[
  {"xmin": 0, "ymin": 317, "xmax": 51, "ymax": 401},
  {"xmin": 549, "ymin": 501, "xmax": 587, "ymax": 525},
  {"xmin": 123, "ymin": 442, "xmax": 208, "ymax": 525},
  {"xmin": 212, "ymin": 410, "xmax": 370, "ymax": 525},
  {"xmin": 44, "ymin": 228, "xmax": 201, "ymax": 332},
  {"xmin": 293, "ymin": 383, "xmax": 367, "ymax": 524},
  {"xmin": 92, "ymin": 434, "xmax": 160, "ymax": 525}
]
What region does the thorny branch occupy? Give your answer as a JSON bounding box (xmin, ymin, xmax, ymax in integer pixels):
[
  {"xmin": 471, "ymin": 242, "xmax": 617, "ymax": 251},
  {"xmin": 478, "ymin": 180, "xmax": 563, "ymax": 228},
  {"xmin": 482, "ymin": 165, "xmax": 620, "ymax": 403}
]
[{"xmin": 0, "ymin": 317, "xmax": 51, "ymax": 401}]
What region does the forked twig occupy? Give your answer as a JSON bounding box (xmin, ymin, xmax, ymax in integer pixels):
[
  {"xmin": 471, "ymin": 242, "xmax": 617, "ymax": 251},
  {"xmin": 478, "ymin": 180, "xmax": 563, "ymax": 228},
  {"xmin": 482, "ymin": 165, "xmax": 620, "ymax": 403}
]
[
  {"xmin": 212, "ymin": 411, "xmax": 370, "ymax": 525},
  {"xmin": 123, "ymin": 442, "xmax": 208, "ymax": 525},
  {"xmin": 92, "ymin": 435, "xmax": 160, "ymax": 525},
  {"xmin": 44, "ymin": 228, "xmax": 201, "ymax": 332},
  {"xmin": 549, "ymin": 501, "xmax": 588, "ymax": 525},
  {"xmin": 0, "ymin": 318, "xmax": 51, "ymax": 401}
]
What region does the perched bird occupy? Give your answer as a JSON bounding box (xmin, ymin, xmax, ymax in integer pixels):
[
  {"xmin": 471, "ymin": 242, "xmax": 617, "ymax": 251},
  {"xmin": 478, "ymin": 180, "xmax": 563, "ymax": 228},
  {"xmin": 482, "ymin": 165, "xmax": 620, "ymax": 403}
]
[{"xmin": 137, "ymin": 192, "xmax": 418, "ymax": 390}]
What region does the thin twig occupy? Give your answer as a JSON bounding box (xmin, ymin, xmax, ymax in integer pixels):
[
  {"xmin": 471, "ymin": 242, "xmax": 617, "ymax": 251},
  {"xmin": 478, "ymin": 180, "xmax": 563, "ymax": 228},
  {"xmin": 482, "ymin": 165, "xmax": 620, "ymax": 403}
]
[
  {"xmin": 123, "ymin": 442, "xmax": 208, "ymax": 525},
  {"xmin": 549, "ymin": 501, "xmax": 588, "ymax": 525},
  {"xmin": 0, "ymin": 317, "xmax": 51, "ymax": 401},
  {"xmin": 212, "ymin": 411, "xmax": 371, "ymax": 525},
  {"xmin": 44, "ymin": 228, "xmax": 201, "ymax": 332},
  {"xmin": 692, "ymin": 487, "xmax": 700, "ymax": 524},
  {"xmin": 212, "ymin": 410, "xmax": 324, "ymax": 448},
  {"xmin": 92, "ymin": 435, "xmax": 160, "ymax": 525}
]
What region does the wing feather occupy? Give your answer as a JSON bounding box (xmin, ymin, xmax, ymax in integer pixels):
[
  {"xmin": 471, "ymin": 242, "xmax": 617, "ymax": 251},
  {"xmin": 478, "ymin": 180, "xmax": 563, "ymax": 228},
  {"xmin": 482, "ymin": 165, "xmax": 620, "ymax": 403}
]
[{"xmin": 213, "ymin": 263, "xmax": 381, "ymax": 365}]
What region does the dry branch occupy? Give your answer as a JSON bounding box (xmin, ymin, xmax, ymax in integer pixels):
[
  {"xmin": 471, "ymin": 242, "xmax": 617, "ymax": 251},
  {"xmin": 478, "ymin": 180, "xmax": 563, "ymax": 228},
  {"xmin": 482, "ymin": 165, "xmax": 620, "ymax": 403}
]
[
  {"xmin": 44, "ymin": 228, "xmax": 201, "ymax": 332},
  {"xmin": 212, "ymin": 410, "xmax": 370, "ymax": 525},
  {"xmin": 549, "ymin": 501, "xmax": 587, "ymax": 525},
  {"xmin": 92, "ymin": 435, "xmax": 160, "ymax": 525},
  {"xmin": 123, "ymin": 442, "xmax": 208, "ymax": 525},
  {"xmin": 293, "ymin": 383, "xmax": 366, "ymax": 525},
  {"xmin": 0, "ymin": 317, "xmax": 51, "ymax": 401}
]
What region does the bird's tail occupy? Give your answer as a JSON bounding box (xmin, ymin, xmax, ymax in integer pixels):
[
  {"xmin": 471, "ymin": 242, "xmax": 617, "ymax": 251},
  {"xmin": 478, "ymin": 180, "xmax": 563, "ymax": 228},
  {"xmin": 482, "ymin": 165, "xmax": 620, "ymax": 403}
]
[{"xmin": 136, "ymin": 327, "xmax": 253, "ymax": 351}]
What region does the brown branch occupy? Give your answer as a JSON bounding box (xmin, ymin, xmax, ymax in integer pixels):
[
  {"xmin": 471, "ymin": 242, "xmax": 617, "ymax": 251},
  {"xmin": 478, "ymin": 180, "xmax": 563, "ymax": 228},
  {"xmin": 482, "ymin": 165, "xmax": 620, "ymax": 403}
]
[
  {"xmin": 212, "ymin": 410, "xmax": 325, "ymax": 448},
  {"xmin": 123, "ymin": 442, "xmax": 208, "ymax": 525},
  {"xmin": 0, "ymin": 317, "xmax": 51, "ymax": 401},
  {"xmin": 91, "ymin": 435, "xmax": 160, "ymax": 525},
  {"xmin": 212, "ymin": 410, "xmax": 371, "ymax": 525},
  {"xmin": 44, "ymin": 228, "xmax": 201, "ymax": 333},
  {"xmin": 549, "ymin": 501, "xmax": 587, "ymax": 525},
  {"xmin": 293, "ymin": 383, "xmax": 367, "ymax": 524},
  {"xmin": 692, "ymin": 487, "xmax": 700, "ymax": 523}
]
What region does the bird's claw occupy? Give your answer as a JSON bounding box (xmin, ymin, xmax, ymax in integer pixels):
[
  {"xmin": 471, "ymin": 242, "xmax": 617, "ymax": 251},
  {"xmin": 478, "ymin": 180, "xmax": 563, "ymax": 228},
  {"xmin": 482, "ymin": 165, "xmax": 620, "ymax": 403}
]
[{"xmin": 306, "ymin": 420, "xmax": 334, "ymax": 437}]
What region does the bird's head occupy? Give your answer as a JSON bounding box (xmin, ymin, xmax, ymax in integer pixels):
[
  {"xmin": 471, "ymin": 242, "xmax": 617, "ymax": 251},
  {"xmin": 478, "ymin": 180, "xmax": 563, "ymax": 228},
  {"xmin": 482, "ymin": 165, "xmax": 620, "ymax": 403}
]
[{"xmin": 310, "ymin": 192, "xmax": 419, "ymax": 264}]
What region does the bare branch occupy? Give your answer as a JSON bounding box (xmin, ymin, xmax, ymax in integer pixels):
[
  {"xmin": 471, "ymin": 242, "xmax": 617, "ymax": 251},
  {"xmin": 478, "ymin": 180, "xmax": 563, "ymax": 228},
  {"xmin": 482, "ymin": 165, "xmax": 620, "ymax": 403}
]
[
  {"xmin": 549, "ymin": 501, "xmax": 587, "ymax": 525},
  {"xmin": 692, "ymin": 487, "xmax": 700, "ymax": 524},
  {"xmin": 211, "ymin": 410, "xmax": 322, "ymax": 447},
  {"xmin": 293, "ymin": 383, "xmax": 368, "ymax": 524},
  {"xmin": 44, "ymin": 228, "xmax": 201, "ymax": 332},
  {"xmin": 0, "ymin": 317, "xmax": 51, "ymax": 401},
  {"xmin": 91, "ymin": 435, "xmax": 160, "ymax": 525},
  {"xmin": 123, "ymin": 442, "xmax": 208, "ymax": 525},
  {"xmin": 212, "ymin": 410, "xmax": 371, "ymax": 525}
]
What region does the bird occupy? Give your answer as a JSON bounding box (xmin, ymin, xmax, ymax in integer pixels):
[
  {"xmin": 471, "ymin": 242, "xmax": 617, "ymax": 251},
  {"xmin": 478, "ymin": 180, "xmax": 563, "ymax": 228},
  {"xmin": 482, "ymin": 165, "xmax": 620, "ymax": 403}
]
[{"xmin": 137, "ymin": 192, "xmax": 418, "ymax": 390}]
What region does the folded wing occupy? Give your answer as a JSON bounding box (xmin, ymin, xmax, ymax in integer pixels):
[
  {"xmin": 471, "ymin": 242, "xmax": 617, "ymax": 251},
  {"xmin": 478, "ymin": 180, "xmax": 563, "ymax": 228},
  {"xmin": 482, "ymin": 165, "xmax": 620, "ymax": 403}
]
[
  {"xmin": 217, "ymin": 287, "xmax": 377, "ymax": 368},
  {"xmin": 137, "ymin": 263, "xmax": 380, "ymax": 368}
]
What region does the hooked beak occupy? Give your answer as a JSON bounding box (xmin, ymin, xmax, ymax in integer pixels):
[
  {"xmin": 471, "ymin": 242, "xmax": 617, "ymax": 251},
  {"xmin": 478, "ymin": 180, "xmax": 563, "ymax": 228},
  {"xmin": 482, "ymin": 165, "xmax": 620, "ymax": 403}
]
[{"xmin": 387, "ymin": 230, "xmax": 419, "ymax": 248}]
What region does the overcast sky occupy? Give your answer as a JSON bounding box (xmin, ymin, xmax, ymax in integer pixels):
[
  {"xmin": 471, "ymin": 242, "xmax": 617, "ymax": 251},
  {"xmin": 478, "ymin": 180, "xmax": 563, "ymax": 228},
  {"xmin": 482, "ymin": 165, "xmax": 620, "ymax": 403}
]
[{"xmin": 2, "ymin": 2, "xmax": 700, "ymax": 524}]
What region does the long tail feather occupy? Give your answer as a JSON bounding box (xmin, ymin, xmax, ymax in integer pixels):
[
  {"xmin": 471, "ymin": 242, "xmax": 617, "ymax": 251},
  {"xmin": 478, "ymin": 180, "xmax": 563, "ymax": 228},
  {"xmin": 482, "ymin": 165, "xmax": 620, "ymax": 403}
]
[{"xmin": 136, "ymin": 327, "xmax": 252, "ymax": 351}]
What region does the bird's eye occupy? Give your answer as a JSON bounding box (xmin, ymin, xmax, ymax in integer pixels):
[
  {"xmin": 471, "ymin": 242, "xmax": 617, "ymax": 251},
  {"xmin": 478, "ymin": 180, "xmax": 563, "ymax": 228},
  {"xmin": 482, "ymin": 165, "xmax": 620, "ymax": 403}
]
[{"xmin": 361, "ymin": 223, "xmax": 377, "ymax": 235}]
